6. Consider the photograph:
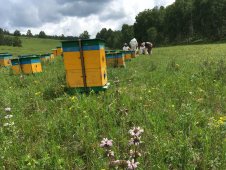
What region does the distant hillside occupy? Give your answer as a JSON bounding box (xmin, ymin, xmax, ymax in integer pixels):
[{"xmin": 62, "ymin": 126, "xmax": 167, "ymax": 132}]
[{"xmin": 0, "ymin": 36, "xmax": 62, "ymax": 57}]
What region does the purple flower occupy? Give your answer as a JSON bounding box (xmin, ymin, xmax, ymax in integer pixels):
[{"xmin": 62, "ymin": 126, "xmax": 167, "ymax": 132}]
[
  {"xmin": 100, "ymin": 138, "xmax": 113, "ymax": 148},
  {"xmin": 5, "ymin": 108, "xmax": 11, "ymax": 112},
  {"xmin": 5, "ymin": 115, "xmax": 13, "ymax": 119},
  {"xmin": 129, "ymin": 136, "xmax": 141, "ymax": 146},
  {"xmin": 127, "ymin": 159, "xmax": 140, "ymax": 169},
  {"xmin": 103, "ymin": 150, "xmax": 114, "ymax": 157},
  {"xmin": 129, "ymin": 127, "xmax": 144, "ymax": 136}
]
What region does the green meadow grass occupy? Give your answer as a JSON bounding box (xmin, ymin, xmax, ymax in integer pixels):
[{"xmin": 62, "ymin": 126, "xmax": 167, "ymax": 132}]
[
  {"xmin": 0, "ymin": 42, "xmax": 226, "ymax": 169},
  {"xmin": 0, "ymin": 36, "xmax": 61, "ymax": 57}
]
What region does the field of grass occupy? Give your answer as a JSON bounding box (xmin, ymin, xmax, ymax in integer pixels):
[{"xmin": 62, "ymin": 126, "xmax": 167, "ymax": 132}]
[
  {"xmin": 1, "ymin": 42, "xmax": 226, "ymax": 169},
  {"xmin": 0, "ymin": 36, "xmax": 61, "ymax": 57}
]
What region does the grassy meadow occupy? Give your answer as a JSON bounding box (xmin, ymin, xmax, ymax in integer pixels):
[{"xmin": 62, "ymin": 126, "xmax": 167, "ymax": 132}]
[
  {"xmin": 0, "ymin": 36, "xmax": 61, "ymax": 57},
  {"xmin": 1, "ymin": 39, "xmax": 226, "ymax": 169}
]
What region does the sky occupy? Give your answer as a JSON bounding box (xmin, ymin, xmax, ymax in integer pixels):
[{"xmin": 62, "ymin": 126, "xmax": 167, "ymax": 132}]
[{"xmin": 0, "ymin": 0, "xmax": 175, "ymax": 38}]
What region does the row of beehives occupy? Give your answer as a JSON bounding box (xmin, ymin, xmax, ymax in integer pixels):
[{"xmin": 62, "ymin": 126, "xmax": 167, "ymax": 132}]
[{"xmin": 0, "ymin": 49, "xmax": 63, "ymax": 75}]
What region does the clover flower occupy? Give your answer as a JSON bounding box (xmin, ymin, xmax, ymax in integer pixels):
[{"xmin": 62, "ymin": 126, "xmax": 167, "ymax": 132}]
[
  {"xmin": 103, "ymin": 150, "xmax": 114, "ymax": 157},
  {"xmin": 5, "ymin": 122, "xmax": 14, "ymax": 126},
  {"xmin": 100, "ymin": 138, "xmax": 113, "ymax": 148},
  {"xmin": 5, "ymin": 115, "xmax": 13, "ymax": 119},
  {"xmin": 127, "ymin": 159, "xmax": 140, "ymax": 169},
  {"xmin": 130, "ymin": 150, "xmax": 141, "ymax": 158},
  {"xmin": 129, "ymin": 127, "xmax": 144, "ymax": 136},
  {"xmin": 108, "ymin": 160, "xmax": 119, "ymax": 169},
  {"xmin": 5, "ymin": 108, "xmax": 11, "ymax": 112},
  {"xmin": 129, "ymin": 136, "xmax": 141, "ymax": 146}
]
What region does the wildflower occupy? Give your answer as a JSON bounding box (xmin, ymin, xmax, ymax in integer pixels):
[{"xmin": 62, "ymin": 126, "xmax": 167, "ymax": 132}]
[
  {"xmin": 189, "ymin": 92, "xmax": 193, "ymax": 95},
  {"xmin": 172, "ymin": 105, "xmax": 174, "ymax": 107},
  {"xmin": 129, "ymin": 136, "xmax": 141, "ymax": 146},
  {"xmin": 61, "ymin": 85, "xmax": 65, "ymax": 87},
  {"xmin": 35, "ymin": 93, "xmax": 38, "ymax": 95},
  {"xmin": 195, "ymin": 122, "xmax": 199, "ymax": 124},
  {"xmin": 30, "ymin": 98, "xmax": 33, "ymax": 100},
  {"xmin": 21, "ymin": 75, "xmax": 25, "ymax": 78},
  {"xmin": 5, "ymin": 115, "xmax": 13, "ymax": 119},
  {"xmin": 220, "ymin": 117, "xmax": 223, "ymax": 120},
  {"xmin": 72, "ymin": 97, "xmax": 75, "ymax": 99},
  {"xmin": 100, "ymin": 138, "xmax": 113, "ymax": 148},
  {"xmin": 127, "ymin": 159, "xmax": 140, "ymax": 169},
  {"xmin": 130, "ymin": 150, "xmax": 141, "ymax": 158},
  {"xmin": 118, "ymin": 160, "xmax": 128, "ymax": 169},
  {"xmin": 176, "ymin": 64, "xmax": 179, "ymax": 66},
  {"xmin": 108, "ymin": 160, "xmax": 119, "ymax": 169},
  {"xmin": 103, "ymin": 150, "xmax": 114, "ymax": 157},
  {"xmin": 9, "ymin": 87, "xmax": 12, "ymax": 89},
  {"xmin": 129, "ymin": 127, "xmax": 144, "ymax": 136},
  {"xmin": 148, "ymin": 90, "xmax": 151, "ymax": 93},
  {"xmin": 5, "ymin": 108, "xmax": 11, "ymax": 112},
  {"xmin": 69, "ymin": 108, "xmax": 72, "ymax": 110},
  {"xmin": 200, "ymin": 90, "xmax": 203, "ymax": 92},
  {"xmin": 216, "ymin": 84, "xmax": 218, "ymax": 86},
  {"xmin": 4, "ymin": 122, "xmax": 14, "ymax": 126},
  {"xmin": 164, "ymin": 84, "xmax": 166, "ymax": 86},
  {"xmin": 219, "ymin": 120, "xmax": 223, "ymax": 124}
]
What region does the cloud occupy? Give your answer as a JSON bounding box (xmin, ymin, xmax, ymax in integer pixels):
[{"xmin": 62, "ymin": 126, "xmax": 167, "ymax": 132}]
[{"xmin": 0, "ymin": 0, "xmax": 175, "ymax": 38}]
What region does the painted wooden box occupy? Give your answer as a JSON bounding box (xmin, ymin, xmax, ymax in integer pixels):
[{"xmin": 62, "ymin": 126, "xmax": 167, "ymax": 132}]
[
  {"xmin": 11, "ymin": 59, "xmax": 20, "ymax": 75},
  {"xmin": 61, "ymin": 38, "xmax": 110, "ymax": 92},
  {"xmin": 56, "ymin": 47, "xmax": 63, "ymax": 56},
  {"xmin": 0, "ymin": 54, "xmax": 13, "ymax": 66},
  {"xmin": 20, "ymin": 57, "xmax": 42, "ymax": 75},
  {"xmin": 51, "ymin": 49, "xmax": 57, "ymax": 57},
  {"xmin": 119, "ymin": 51, "xmax": 132, "ymax": 61}
]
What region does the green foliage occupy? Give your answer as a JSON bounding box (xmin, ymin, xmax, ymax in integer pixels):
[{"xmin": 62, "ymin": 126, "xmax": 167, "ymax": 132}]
[
  {"xmin": 147, "ymin": 27, "xmax": 158, "ymax": 45},
  {"xmin": 14, "ymin": 30, "xmax": 21, "ymax": 36},
  {"xmin": 12, "ymin": 36, "xmax": 22, "ymax": 47},
  {"xmin": 61, "ymin": 34, "xmax": 66, "ymax": 40},
  {"xmin": 26, "ymin": 30, "xmax": 33, "ymax": 38},
  {"xmin": 79, "ymin": 30, "xmax": 90, "ymax": 39},
  {"xmin": 4, "ymin": 36, "xmax": 13, "ymax": 46},
  {"xmin": 39, "ymin": 31, "xmax": 46, "ymax": 38},
  {"xmin": 0, "ymin": 28, "xmax": 4, "ymax": 45}
]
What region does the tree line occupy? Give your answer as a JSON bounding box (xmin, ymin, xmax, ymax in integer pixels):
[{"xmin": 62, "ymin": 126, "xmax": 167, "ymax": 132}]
[{"xmin": 96, "ymin": 0, "xmax": 226, "ymax": 48}]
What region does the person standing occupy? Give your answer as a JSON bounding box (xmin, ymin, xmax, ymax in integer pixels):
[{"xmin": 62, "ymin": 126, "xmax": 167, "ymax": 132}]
[
  {"xmin": 143, "ymin": 42, "xmax": 153, "ymax": 54},
  {"xmin": 122, "ymin": 43, "xmax": 131, "ymax": 51}
]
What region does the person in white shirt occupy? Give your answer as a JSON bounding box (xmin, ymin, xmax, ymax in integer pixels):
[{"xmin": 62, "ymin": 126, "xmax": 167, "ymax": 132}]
[
  {"xmin": 122, "ymin": 43, "xmax": 131, "ymax": 51},
  {"xmin": 140, "ymin": 43, "xmax": 148, "ymax": 54}
]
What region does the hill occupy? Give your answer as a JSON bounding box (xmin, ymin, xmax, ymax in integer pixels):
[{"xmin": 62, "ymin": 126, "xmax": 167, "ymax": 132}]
[{"xmin": 0, "ymin": 36, "xmax": 62, "ymax": 57}]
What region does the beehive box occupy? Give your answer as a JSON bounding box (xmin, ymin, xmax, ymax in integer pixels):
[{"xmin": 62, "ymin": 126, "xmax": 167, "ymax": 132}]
[
  {"xmin": 0, "ymin": 54, "xmax": 13, "ymax": 66},
  {"xmin": 11, "ymin": 59, "xmax": 20, "ymax": 74},
  {"xmin": 106, "ymin": 53, "xmax": 125, "ymax": 67},
  {"xmin": 20, "ymin": 57, "xmax": 42, "ymax": 75},
  {"xmin": 56, "ymin": 47, "xmax": 63, "ymax": 56},
  {"xmin": 40, "ymin": 54, "xmax": 51, "ymax": 60},
  {"xmin": 119, "ymin": 51, "xmax": 132, "ymax": 61},
  {"xmin": 105, "ymin": 51, "xmax": 110, "ymax": 54},
  {"xmin": 47, "ymin": 53, "xmax": 54, "ymax": 59},
  {"xmin": 131, "ymin": 50, "xmax": 136, "ymax": 58},
  {"xmin": 61, "ymin": 38, "xmax": 110, "ymax": 92},
  {"xmin": 110, "ymin": 50, "xmax": 116, "ymax": 54},
  {"xmin": 51, "ymin": 49, "xmax": 57, "ymax": 57}
]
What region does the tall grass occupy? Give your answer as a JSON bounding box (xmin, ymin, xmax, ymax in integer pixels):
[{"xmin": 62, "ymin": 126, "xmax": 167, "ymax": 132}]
[{"xmin": 0, "ymin": 43, "xmax": 226, "ymax": 169}]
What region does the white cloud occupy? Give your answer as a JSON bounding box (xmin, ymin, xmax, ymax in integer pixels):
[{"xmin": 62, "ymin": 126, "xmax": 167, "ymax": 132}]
[{"xmin": 1, "ymin": 0, "xmax": 175, "ymax": 38}]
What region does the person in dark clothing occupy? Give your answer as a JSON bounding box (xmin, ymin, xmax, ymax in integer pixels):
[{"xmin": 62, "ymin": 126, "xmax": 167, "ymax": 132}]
[{"xmin": 143, "ymin": 42, "xmax": 153, "ymax": 54}]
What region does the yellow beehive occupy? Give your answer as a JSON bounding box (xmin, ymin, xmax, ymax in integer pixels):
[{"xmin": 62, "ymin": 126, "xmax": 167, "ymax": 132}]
[
  {"xmin": 120, "ymin": 51, "xmax": 132, "ymax": 61},
  {"xmin": 61, "ymin": 38, "xmax": 110, "ymax": 92},
  {"xmin": 132, "ymin": 50, "xmax": 136, "ymax": 58},
  {"xmin": 20, "ymin": 57, "xmax": 42, "ymax": 74},
  {"xmin": 63, "ymin": 50, "xmax": 106, "ymax": 70},
  {"xmin": 11, "ymin": 59, "xmax": 20, "ymax": 74},
  {"xmin": 106, "ymin": 53, "xmax": 125, "ymax": 67},
  {"xmin": 56, "ymin": 47, "xmax": 63, "ymax": 56},
  {"xmin": 0, "ymin": 54, "xmax": 12, "ymax": 66},
  {"xmin": 51, "ymin": 49, "xmax": 57, "ymax": 57}
]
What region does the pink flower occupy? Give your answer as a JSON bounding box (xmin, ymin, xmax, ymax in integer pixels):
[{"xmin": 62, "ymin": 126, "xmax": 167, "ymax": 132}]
[
  {"xmin": 100, "ymin": 138, "xmax": 113, "ymax": 148},
  {"xmin": 127, "ymin": 159, "xmax": 140, "ymax": 169},
  {"xmin": 129, "ymin": 136, "xmax": 141, "ymax": 146},
  {"xmin": 5, "ymin": 115, "xmax": 13, "ymax": 119},
  {"xmin": 129, "ymin": 127, "xmax": 144, "ymax": 136},
  {"xmin": 5, "ymin": 108, "xmax": 11, "ymax": 112}
]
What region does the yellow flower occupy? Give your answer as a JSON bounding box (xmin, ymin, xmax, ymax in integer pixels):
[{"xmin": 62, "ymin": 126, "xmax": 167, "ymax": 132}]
[
  {"xmin": 152, "ymin": 88, "xmax": 155, "ymax": 89},
  {"xmin": 69, "ymin": 108, "xmax": 72, "ymax": 110},
  {"xmin": 220, "ymin": 117, "xmax": 223, "ymax": 120},
  {"xmin": 61, "ymin": 85, "xmax": 65, "ymax": 87},
  {"xmin": 176, "ymin": 64, "xmax": 179, "ymax": 66},
  {"xmin": 149, "ymin": 100, "xmax": 152, "ymax": 101},
  {"xmin": 35, "ymin": 93, "xmax": 38, "ymax": 95},
  {"xmin": 196, "ymin": 122, "xmax": 199, "ymax": 124},
  {"xmin": 200, "ymin": 90, "xmax": 203, "ymax": 92},
  {"xmin": 148, "ymin": 90, "xmax": 151, "ymax": 93},
  {"xmin": 30, "ymin": 98, "xmax": 33, "ymax": 100},
  {"xmin": 72, "ymin": 97, "xmax": 75, "ymax": 100},
  {"xmin": 9, "ymin": 87, "xmax": 12, "ymax": 88},
  {"xmin": 34, "ymin": 81, "xmax": 38, "ymax": 83},
  {"xmin": 172, "ymin": 105, "xmax": 174, "ymax": 107},
  {"xmin": 164, "ymin": 84, "xmax": 166, "ymax": 86},
  {"xmin": 219, "ymin": 120, "xmax": 223, "ymax": 124},
  {"xmin": 216, "ymin": 84, "xmax": 218, "ymax": 86},
  {"xmin": 144, "ymin": 105, "xmax": 148, "ymax": 107}
]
